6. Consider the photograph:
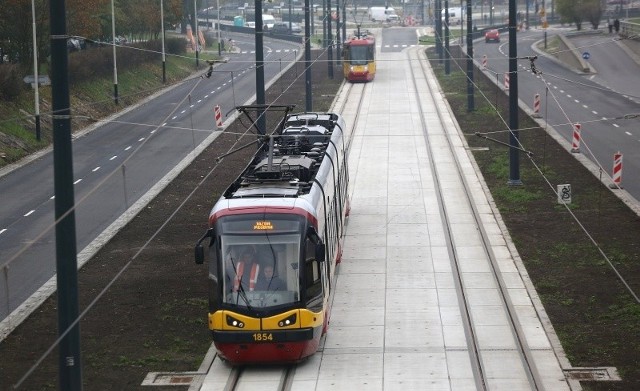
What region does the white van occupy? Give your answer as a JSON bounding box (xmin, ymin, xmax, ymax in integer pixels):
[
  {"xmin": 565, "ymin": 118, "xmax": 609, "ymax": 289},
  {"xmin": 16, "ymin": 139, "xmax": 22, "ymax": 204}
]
[
  {"xmin": 368, "ymin": 7, "xmax": 399, "ymax": 22},
  {"xmin": 441, "ymin": 8, "xmax": 464, "ymax": 25},
  {"xmin": 262, "ymin": 14, "xmax": 276, "ymax": 29}
]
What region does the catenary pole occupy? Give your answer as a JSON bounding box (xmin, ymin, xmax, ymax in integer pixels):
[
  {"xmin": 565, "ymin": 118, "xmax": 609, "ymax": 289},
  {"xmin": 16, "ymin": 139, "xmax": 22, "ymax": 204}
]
[
  {"xmin": 508, "ymin": 0, "xmax": 521, "ymax": 185},
  {"xmin": 305, "ymin": 0, "xmax": 313, "ymax": 111},
  {"xmin": 50, "ymin": 0, "xmax": 83, "ymax": 388},
  {"xmin": 466, "ymin": 0, "xmax": 474, "ymax": 111},
  {"xmin": 255, "ymin": 0, "xmax": 266, "ymax": 134}
]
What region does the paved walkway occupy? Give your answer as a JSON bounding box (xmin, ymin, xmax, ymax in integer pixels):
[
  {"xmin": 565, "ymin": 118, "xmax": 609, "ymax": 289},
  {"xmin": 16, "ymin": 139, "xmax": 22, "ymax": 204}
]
[{"xmin": 196, "ymin": 34, "xmax": 572, "ymax": 390}]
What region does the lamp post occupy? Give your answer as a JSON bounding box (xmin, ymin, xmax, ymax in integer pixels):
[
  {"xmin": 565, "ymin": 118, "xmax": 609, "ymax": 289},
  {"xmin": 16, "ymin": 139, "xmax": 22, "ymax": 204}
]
[
  {"xmin": 194, "ymin": 0, "xmax": 199, "ymax": 68},
  {"xmin": 161, "ymin": 0, "xmax": 166, "ymax": 83},
  {"xmin": 217, "ymin": 0, "xmax": 222, "ymax": 55},
  {"xmin": 31, "ymin": 0, "xmax": 41, "ymax": 140},
  {"xmin": 111, "ymin": 0, "xmax": 119, "ymax": 104}
]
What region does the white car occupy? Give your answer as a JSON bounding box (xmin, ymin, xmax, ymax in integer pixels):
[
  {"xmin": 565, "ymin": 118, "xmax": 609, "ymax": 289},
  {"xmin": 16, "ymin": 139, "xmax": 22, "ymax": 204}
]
[
  {"xmin": 290, "ymin": 22, "xmax": 302, "ymax": 33},
  {"xmin": 245, "ymin": 21, "xmax": 255, "ymax": 28}
]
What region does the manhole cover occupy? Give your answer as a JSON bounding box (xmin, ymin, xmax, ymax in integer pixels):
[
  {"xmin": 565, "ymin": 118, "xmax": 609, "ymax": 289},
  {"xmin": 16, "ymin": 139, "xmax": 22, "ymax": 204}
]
[
  {"xmin": 564, "ymin": 367, "xmax": 620, "ymax": 382},
  {"xmin": 141, "ymin": 371, "xmax": 204, "ymax": 386}
]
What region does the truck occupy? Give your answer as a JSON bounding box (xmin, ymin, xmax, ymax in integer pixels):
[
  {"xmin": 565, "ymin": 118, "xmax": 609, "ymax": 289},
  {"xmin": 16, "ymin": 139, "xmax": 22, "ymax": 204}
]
[{"xmin": 368, "ymin": 6, "xmax": 399, "ymax": 22}]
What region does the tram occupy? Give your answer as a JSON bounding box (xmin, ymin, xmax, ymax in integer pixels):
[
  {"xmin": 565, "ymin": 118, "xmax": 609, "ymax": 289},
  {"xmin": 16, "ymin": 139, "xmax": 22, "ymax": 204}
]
[
  {"xmin": 195, "ymin": 112, "xmax": 351, "ymax": 364},
  {"xmin": 342, "ymin": 31, "xmax": 376, "ymax": 82}
]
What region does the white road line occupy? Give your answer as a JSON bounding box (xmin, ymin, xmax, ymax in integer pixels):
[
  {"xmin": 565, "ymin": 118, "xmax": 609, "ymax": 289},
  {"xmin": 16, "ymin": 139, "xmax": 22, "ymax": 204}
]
[
  {"xmin": 24, "ymin": 210, "xmax": 35, "ymax": 217},
  {"xmin": 613, "ymin": 124, "xmax": 620, "ymax": 128},
  {"xmin": 110, "ymin": 156, "xmax": 117, "ymax": 160},
  {"xmin": 592, "ymin": 111, "xmax": 598, "ymax": 115},
  {"xmin": 125, "ymin": 146, "xmax": 132, "ymax": 151},
  {"xmin": 626, "ymin": 131, "xmax": 632, "ymax": 136},
  {"xmin": 0, "ymin": 229, "xmax": 7, "ymax": 235},
  {"xmin": 138, "ymin": 138, "xmax": 145, "ymax": 142},
  {"xmin": 73, "ymin": 179, "xmax": 82, "ymax": 185},
  {"xmin": 92, "ymin": 167, "xmax": 100, "ymax": 172}
]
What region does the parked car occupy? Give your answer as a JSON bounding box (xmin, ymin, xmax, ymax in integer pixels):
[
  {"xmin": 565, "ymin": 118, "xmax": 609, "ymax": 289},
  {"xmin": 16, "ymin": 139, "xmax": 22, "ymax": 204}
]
[
  {"xmin": 271, "ymin": 22, "xmax": 291, "ymax": 34},
  {"xmin": 485, "ymin": 29, "xmax": 500, "ymax": 43},
  {"xmin": 290, "ymin": 22, "xmax": 302, "ymax": 34}
]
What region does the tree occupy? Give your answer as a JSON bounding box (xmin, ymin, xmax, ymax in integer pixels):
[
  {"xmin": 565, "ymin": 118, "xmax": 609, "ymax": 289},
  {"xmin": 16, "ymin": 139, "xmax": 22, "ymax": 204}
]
[{"xmin": 555, "ymin": 0, "xmax": 604, "ymax": 30}]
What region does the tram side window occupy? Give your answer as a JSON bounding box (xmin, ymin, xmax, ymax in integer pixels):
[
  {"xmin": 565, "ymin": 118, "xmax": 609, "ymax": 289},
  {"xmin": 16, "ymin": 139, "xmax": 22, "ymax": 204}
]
[{"xmin": 304, "ymin": 239, "xmax": 323, "ymax": 309}]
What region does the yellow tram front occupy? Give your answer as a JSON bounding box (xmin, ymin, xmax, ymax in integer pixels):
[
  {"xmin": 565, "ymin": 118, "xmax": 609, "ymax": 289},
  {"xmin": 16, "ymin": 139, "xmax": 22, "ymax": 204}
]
[
  {"xmin": 343, "ymin": 35, "xmax": 376, "ymax": 82},
  {"xmin": 195, "ymin": 209, "xmax": 329, "ymax": 364}
]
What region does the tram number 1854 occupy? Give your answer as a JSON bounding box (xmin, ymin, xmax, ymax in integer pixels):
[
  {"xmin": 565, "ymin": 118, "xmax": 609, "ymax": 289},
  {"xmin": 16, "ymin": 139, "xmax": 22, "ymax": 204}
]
[{"xmin": 252, "ymin": 333, "xmax": 274, "ymax": 342}]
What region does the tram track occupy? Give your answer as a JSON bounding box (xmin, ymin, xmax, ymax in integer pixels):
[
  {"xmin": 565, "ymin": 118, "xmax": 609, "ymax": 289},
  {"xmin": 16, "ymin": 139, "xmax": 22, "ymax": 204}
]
[
  {"xmin": 408, "ymin": 47, "xmax": 545, "ymax": 390},
  {"xmin": 193, "ymin": 80, "xmax": 370, "ymax": 391}
]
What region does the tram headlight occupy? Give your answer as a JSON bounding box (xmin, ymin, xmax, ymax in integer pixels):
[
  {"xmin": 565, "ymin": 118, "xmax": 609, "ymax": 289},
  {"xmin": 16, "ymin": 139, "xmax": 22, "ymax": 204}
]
[
  {"xmin": 225, "ymin": 314, "xmax": 245, "ymax": 328},
  {"xmin": 277, "ymin": 313, "xmax": 297, "ymax": 328}
]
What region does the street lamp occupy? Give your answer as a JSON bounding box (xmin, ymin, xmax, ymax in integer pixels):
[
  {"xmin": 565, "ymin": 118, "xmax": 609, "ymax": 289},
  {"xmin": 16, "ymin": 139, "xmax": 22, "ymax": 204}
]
[
  {"xmin": 31, "ymin": 0, "xmax": 41, "ymax": 140},
  {"xmin": 194, "ymin": 0, "xmax": 199, "ymax": 68},
  {"xmin": 217, "ymin": 0, "xmax": 222, "ymax": 55},
  {"xmin": 111, "ymin": 0, "xmax": 119, "ymax": 104},
  {"xmin": 161, "ymin": 0, "xmax": 166, "ymax": 83}
]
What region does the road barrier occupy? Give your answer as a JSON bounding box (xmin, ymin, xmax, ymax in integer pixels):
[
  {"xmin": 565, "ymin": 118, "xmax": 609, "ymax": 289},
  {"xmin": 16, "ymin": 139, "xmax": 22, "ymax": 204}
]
[
  {"xmin": 571, "ymin": 123, "xmax": 581, "ymax": 153},
  {"xmin": 610, "ymin": 151, "xmax": 623, "ymax": 189},
  {"xmin": 214, "ymin": 105, "xmax": 223, "ymax": 128},
  {"xmin": 533, "ymin": 93, "xmax": 541, "ymax": 117}
]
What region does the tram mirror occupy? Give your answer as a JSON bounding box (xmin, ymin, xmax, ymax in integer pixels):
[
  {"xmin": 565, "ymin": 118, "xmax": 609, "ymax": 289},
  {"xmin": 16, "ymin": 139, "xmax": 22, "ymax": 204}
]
[
  {"xmin": 315, "ymin": 244, "xmax": 325, "ymax": 263},
  {"xmin": 195, "ymin": 228, "xmax": 215, "ymax": 265},
  {"xmin": 195, "ymin": 245, "xmax": 205, "ymax": 264},
  {"xmin": 306, "ymin": 226, "xmax": 321, "ymax": 244}
]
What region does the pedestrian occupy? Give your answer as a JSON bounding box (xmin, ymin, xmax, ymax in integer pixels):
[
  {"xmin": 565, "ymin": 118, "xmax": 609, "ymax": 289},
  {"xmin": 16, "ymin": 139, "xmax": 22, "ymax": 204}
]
[
  {"xmin": 614, "ymin": 19, "xmax": 620, "ymax": 34},
  {"xmin": 608, "ymin": 18, "xmax": 613, "ymax": 34}
]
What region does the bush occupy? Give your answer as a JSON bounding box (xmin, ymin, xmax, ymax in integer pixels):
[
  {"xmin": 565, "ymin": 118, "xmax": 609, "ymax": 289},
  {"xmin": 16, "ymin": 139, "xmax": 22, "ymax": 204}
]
[
  {"xmin": 165, "ymin": 37, "xmax": 187, "ymax": 55},
  {"xmin": 66, "ymin": 39, "xmax": 186, "ymax": 86},
  {"xmin": 0, "ymin": 64, "xmax": 26, "ymax": 101}
]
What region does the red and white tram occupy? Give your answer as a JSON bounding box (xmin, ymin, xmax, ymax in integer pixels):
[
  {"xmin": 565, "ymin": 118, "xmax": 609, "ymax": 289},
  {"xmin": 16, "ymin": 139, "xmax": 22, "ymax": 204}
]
[{"xmin": 195, "ymin": 112, "xmax": 351, "ymax": 364}]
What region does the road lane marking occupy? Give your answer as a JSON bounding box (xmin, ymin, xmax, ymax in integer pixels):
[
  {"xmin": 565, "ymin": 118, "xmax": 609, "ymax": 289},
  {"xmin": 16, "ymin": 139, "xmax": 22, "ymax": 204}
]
[
  {"xmin": 74, "ymin": 179, "xmax": 82, "ymax": 185},
  {"xmin": 24, "ymin": 210, "xmax": 35, "ymax": 217},
  {"xmin": 92, "ymin": 167, "xmax": 100, "ymax": 172}
]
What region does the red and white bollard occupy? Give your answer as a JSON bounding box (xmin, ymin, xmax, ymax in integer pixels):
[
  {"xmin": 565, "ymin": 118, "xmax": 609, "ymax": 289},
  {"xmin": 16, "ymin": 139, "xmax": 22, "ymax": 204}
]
[
  {"xmin": 482, "ymin": 55, "xmax": 487, "ymax": 69},
  {"xmin": 610, "ymin": 151, "xmax": 623, "ymax": 189},
  {"xmin": 504, "ymin": 73, "xmax": 510, "ymax": 90},
  {"xmin": 570, "ymin": 123, "xmax": 581, "ymax": 153},
  {"xmin": 214, "ymin": 105, "xmax": 223, "ymax": 128},
  {"xmin": 532, "ymin": 93, "xmax": 541, "ymax": 117}
]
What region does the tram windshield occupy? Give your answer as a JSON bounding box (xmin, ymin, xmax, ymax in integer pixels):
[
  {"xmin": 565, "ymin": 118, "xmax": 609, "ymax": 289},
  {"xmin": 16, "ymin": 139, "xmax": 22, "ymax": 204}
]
[
  {"xmin": 218, "ymin": 220, "xmax": 302, "ymax": 308},
  {"xmin": 349, "ymin": 46, "xmax": 370, "ymax": 65}
]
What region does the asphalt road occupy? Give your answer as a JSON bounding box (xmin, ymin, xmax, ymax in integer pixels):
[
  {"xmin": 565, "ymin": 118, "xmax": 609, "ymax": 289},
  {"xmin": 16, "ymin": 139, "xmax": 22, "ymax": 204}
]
[
  {"xmin": 474, "ymin": 28, "xmax": 640, "ymax": 202},
  {"xmin": 0, "ymin": 32, "xmax": 303, "ymax": 320}
]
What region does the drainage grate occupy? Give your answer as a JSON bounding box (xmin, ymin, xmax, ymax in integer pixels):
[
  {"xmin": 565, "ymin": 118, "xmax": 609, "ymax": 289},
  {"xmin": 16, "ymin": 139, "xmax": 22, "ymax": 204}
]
[
  {"xmin": 564, "ymin": 367, "xmax": 621, "ymax": 382},
  {"xmin": 141, "ymin": 371, "xmax": 205, "ymax": 386}
]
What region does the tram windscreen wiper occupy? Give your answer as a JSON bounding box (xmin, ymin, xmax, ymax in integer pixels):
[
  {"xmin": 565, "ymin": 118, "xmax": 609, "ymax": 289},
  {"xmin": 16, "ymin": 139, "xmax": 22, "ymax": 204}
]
[{"xmin": 236, "ymin": 280, "xmax": 253, "ymax": 310}]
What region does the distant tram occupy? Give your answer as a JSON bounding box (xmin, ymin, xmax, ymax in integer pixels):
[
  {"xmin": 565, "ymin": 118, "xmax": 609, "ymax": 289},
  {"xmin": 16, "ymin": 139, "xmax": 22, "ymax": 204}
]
[
  {"xmin": 342, "ymin": 31, "xmax": 376, "ymax": 82},
  {"xmin": 195, "ymin": 112, "xmax": 351, "ymax": 364}
]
